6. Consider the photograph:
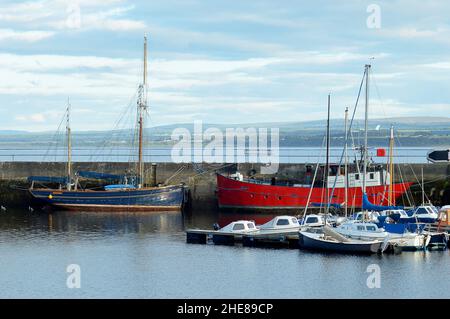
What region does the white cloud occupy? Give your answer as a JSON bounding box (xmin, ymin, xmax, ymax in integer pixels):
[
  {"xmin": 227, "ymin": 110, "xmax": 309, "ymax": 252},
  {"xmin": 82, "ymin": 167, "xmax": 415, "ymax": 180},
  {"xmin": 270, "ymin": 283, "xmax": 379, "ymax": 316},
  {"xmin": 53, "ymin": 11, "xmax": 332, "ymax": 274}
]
[
  {"xmin": 0, "ymin": 0, "xmax": 50, "ymax": 22},
  {"xmin": 201, "ymin": 13, "xmax": 306, "ymax": 29},
  {"xmin": 0, "ymin": 0, "xmax": 146, "ymax": 34},
  {"xmin": 421, "ymin": 62, "xmax": 450, "ymax": 69},
  {"xmin": 0, "ymin": 29, "xmax": 55, "ymax": 42},
  {"xmin": 15, "ymin": 113, "xmax": 46, "ymax": 122}
]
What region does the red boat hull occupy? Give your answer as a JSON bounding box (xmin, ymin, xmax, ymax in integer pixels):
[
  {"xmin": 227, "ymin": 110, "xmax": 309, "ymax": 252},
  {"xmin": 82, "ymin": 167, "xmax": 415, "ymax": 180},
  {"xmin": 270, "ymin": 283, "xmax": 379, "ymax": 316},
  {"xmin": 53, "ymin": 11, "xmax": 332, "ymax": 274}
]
[{"xmin": 217, "ymin": 174, "xmax": 412, "ymax": 211}]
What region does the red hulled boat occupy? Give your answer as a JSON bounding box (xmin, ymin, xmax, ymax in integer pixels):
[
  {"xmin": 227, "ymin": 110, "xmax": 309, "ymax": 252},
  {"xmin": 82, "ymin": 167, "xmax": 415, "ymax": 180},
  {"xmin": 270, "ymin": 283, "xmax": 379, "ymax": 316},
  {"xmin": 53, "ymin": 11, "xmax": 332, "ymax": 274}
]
[{"xmin": 216, "ymin": 171, "xmax": 412, "ymax": 213}]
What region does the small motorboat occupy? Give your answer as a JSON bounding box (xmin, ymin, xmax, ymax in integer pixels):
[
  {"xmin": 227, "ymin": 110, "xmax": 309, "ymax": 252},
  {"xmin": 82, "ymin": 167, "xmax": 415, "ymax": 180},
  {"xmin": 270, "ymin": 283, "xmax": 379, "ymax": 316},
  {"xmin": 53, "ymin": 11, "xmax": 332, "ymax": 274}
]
[
  {"xmin": 299, "ymin": 226, "xmax": 384, "ymax": 254},
  {"xmin": 299, "ymin": 214, "xmax": 331, "ymax": 228},
  {"xmin": 186, "ymin": 220, "xmax": 258, "ymax": 245},
  {"xmin": 404, "ymin": 205, "xmax": 439, "ymax": 223},
  {"xmin": 215, "ymin": 220, "xmax": 259, "ymax": 234},
  {"xmin": 258, "ymin": 215, "xmax": 300, "ymax": 234},
  {"xmin": 380, "ymin": 209, "xmax": 411, "ymax": 223},
  {"xmin": 242, "ymin": 215, "xmax": 301, "ymax": 248}
]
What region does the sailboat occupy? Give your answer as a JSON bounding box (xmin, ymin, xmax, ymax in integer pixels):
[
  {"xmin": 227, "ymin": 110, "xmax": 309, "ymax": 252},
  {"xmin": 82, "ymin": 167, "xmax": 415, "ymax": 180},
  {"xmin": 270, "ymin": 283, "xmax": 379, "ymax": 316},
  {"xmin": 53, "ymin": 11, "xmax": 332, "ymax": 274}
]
[
  {"xmin": 298, "ymin": 225, "xmax": 385, "ymax": 254},
  {"xmin": 28, "ymin": 36, "xmax": 186, "ymax": 212},
  {"xmin": 298, "ymin": 85, "xmax": 386, "ymax": 254},
  {"xmin": 331, "ymin": 71, "xmax": 437, "ymax": 251}
]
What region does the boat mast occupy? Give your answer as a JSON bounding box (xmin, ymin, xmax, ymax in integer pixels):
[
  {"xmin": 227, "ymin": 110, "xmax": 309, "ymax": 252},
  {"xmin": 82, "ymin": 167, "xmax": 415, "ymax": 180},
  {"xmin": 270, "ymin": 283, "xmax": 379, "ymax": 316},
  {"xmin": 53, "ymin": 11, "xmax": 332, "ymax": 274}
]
[
  {"xmin": 421, "ymin": 166, "xmax": 425, "ymax": 205},
  {"xmin": 138, "ymin": 35, "xmax": 148, "ymax": 188},
  {"xmin": 388, "ymin": 125, "xmax": 394, "ymax": 205},
  {"xmin": 66, "ymin": 98, "xmax": 72, "ymax": 191},
  {"xmin": 363, "ymin": 64, "xmax": 370, "ymax": 198},
  {"xmin": 325, "ymin": 94, "xmax": 331, "ymax": 214},
  {"xmin": 344, "ymin": 107, "xmax": 349, "ymax": 218}
]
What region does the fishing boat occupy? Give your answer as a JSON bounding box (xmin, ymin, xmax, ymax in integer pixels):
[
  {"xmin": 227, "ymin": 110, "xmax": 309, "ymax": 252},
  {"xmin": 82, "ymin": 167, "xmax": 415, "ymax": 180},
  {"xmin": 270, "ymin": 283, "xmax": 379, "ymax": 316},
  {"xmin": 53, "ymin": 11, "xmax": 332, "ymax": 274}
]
[
  {"xmin": 217, "ymin": 172, "xmax": 411, "ymax": 213},
  {"xmin": 298, "ymin": 226, "xmax": 384, "ymax": 254},
  {"xmin": 28, "ymin": 36, "xmax": 186, "ymax": 212}
]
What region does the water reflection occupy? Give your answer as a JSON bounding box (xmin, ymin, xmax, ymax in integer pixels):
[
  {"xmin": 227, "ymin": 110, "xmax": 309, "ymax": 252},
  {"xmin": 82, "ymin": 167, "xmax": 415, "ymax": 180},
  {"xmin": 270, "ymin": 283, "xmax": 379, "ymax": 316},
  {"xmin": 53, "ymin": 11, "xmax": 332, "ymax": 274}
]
[
  {"xmin": 0, "ymin": 207, "xmax": 449, "ymax": 298},
  {"xmin": 0, "ymin": 208, "xmax": 185, "ymax": 238}
]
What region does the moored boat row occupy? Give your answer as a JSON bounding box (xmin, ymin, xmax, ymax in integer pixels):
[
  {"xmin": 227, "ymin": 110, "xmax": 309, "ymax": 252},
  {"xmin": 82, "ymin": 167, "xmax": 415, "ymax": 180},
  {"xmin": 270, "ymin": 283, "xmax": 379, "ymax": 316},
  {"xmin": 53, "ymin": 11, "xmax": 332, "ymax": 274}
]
[{"xmin": 186, "ymin": 209, "xmax": 450, "ymax": 254}]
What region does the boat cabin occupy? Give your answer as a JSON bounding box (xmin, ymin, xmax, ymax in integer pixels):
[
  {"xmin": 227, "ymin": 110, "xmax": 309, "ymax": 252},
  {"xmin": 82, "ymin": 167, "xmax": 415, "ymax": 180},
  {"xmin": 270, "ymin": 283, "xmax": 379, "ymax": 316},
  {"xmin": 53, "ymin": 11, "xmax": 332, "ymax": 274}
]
[
  {"xmin": 218, "ymin": 220, "xmax": 258, "ymax": 234},
  {"xmin": 300, "ymin": 214, "xmax": 327, "ymax": 227},
  {"xmin": 353, "ymin": 211, "xmax": 380, "ymax": 223},
  {"xmin": 339, "ymin": 222, "xmax": 382, "ymax": 233},
  {"xmin": 336, "ymin": 221, "xmax": 388, "ymax": 240},
  {"xmin": 381, "ymin": 209, "xmax": 409, "ymax": 218},
  {"xmin": 259, "ymin": 216, "xmax": 300, "ymax": 230},
  {"xmin": 410, "ymin": 205, "xmax": 439, "ymax": 219},
  {"xmin": 325, "ymin": 167, "xmax": 391, "ymax": 189}
]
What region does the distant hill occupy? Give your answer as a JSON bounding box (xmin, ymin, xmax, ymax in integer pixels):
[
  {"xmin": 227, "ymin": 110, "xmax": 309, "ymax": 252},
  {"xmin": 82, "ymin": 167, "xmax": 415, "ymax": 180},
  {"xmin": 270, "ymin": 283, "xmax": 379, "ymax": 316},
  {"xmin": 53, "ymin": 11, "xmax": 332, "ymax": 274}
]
[
  {"xmin": 0, "ymin": 130, "xmax": 30, "ymax": 135},
  {"xmin": 0, "ymin": 116, "xmax": 449, "ymax": 147}
]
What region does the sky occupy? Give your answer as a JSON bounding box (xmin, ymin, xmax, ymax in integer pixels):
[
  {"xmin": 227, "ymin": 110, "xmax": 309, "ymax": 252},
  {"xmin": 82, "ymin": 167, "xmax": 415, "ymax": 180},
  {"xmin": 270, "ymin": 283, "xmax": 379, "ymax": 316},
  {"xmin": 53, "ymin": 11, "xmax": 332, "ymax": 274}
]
[{"xmin": 0, "ymin": 0, "xmax": 449, "ymax": 131}]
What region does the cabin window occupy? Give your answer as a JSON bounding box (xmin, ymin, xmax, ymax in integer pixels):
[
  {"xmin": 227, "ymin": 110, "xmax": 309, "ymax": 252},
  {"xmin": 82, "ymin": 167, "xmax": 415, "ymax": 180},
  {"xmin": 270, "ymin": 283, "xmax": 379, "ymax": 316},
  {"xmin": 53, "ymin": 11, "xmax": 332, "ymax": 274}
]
[
  {"xmin": 357, "ymin": 226, "xmax": 365, "ymax": 231},
  {"xmin": 306, "ymin": 217, "xmax": 318, "ymax": 224},
  {"xmin": 278, "ymin": 196, "xmax": 282, "ymax": 200},
  {"xmin": 264, "ymin": 195, "xmax": 268, "ymax": 199},
  {"xmin": 355, "ymin": 174, "xmax": 360, "ymax": 180},
  {"xmin": 247, "ymin": 223, "xmax": 255, "ymax": 229},
  {"xmin": 233, "ymin": 224, "xmax": 245, "ymax": 231},
  {"xmin": 366, "ymin": 226, "xmax": 376, "ymax": 231},
  {"xmin": 291, "ymin": 217, "xmax": 298, "ymax": 224},
  {"xmin": 416, "ymin": 208, "xmax": 427, "ymax": 215},
  {"xmin": 276, "ymin": 219, "xmax": 290, "ymax": 226},
  {"xmin": 369, "ymin": 173, "xmax": 374, "ymax": 180}
]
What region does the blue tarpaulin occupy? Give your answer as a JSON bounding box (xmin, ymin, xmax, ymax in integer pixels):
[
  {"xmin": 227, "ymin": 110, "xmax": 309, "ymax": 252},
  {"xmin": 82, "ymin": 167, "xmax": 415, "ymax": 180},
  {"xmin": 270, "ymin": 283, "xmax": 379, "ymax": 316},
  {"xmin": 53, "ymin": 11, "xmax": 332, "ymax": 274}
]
[
  {"xmin": 77, "ymin": 171, "xmax": 123, "ymax": 180},
  {"xmin": 362, "ymin": 193, "xmax": 403, "ymax": 211}
]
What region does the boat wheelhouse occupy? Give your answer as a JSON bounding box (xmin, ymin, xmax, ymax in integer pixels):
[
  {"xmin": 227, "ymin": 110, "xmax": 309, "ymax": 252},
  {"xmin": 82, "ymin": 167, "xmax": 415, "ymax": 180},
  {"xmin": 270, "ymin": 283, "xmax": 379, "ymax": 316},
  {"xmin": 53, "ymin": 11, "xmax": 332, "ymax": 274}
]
[
  {"xmin": 258, "ymin": 216, "xmax": 300, "ymax": 231},
  {"xmin": 335, "ymin": 221, "xmax": 389, "ymax": 241},
  {"xmin": 217, "ymin": 220, "xmax": 259, "ymax": 234}
]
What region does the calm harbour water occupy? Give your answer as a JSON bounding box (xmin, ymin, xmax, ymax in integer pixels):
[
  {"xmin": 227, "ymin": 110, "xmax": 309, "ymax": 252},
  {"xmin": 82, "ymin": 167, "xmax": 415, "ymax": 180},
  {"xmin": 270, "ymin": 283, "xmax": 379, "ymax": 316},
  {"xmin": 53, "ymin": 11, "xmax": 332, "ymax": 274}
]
[{"xmin": 0, "ymin": 208, "xmax": 449, "ymax": 299}]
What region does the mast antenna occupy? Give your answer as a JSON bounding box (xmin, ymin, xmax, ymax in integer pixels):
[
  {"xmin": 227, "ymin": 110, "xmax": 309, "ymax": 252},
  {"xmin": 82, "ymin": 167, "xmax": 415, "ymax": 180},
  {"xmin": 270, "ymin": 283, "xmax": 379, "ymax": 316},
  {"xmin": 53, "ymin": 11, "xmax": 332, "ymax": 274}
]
[
  {"xmin": 66, "ymin": 97, "xmax": 72, "ymax": 190},
  {"xmin": 325, "ymin": 93, "xmax": 331, "ymax": 215},
  {"xmin": 138, "ymin": 35, "xmax": 148, "ymax": 188}
]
